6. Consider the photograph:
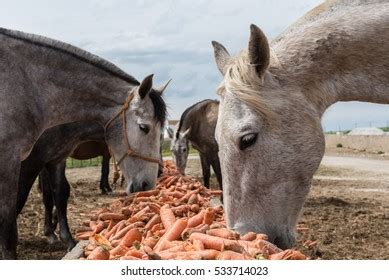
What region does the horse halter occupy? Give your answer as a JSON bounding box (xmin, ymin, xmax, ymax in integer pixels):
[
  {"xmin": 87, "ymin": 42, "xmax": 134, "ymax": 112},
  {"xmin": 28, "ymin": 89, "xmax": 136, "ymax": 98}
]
[{"xmin": 104, "ymin": 88, "xmax": 162, "ymax": 166}]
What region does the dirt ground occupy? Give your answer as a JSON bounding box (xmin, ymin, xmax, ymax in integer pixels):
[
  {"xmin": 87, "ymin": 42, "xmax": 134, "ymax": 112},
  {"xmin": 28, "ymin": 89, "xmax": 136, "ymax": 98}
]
[{"xmin": 17, "ymin": 147, "xmax": 388, "ymax": 259}]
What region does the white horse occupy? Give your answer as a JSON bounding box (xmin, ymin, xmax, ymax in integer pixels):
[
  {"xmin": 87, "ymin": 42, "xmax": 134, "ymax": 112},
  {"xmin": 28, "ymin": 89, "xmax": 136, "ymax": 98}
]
[{"xmin": 212, "ymin": 0, "xmax": 389, "ymax": 248}]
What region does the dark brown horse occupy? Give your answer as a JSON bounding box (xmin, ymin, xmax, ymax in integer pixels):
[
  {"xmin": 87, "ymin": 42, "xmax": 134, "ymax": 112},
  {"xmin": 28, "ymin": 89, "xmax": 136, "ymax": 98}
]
[{"xmin": 168, "ymin": 100, "xmax": 222, "ymax": 189}]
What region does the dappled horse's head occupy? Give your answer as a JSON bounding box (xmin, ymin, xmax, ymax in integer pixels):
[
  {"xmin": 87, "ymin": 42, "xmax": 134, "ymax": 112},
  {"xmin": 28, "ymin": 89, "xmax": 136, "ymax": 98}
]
[
  {"xmin": 105, "ymin": 74, "xmax": 168, "ymax": 194},
  {"xmin": 212, "ymin": 25, "xmax": 325, "ymax": 249},
  {"xmin": 168, "ymin": 126, "xmax": 190, "ymax": 175}
]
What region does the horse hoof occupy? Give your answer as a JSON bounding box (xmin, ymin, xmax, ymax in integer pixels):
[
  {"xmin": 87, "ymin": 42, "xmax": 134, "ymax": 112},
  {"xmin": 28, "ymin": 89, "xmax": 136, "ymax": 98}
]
[
  {"xmin": 46, "ymin": 234, "xmax": 58, "ymax": 244},
  {"xmin": 67, "ymin": 240, "xmax": 77, "ymax": 251}
]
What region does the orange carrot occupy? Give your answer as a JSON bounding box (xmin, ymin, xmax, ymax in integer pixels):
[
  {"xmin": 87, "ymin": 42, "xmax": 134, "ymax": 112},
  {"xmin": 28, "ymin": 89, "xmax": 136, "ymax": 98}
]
[
  {"xmin": 135, "ymin": 189, "xmax": 159, "ymax": 198},
  {"xmin": 87, "ymin": 246, "xmax": 110, "ymax": 260},
  {"xmin": 181, "ymin": 224, "xmax": 209, "ymax": 240},
  {"xmin": 145, "ymin": 214, "xmax": 161, "ymax": 231},
  {"xmin": 187, "ymin": 210, "xmax": 205, "ymax": 228},
  {"xmin": 154, "ymin": 218, "xmax": 188, "ymax": 251},
  {"xmin": 105, "ymin": 220, "xmax": 126, "ymax": 239},
  {"xmin": 150, "ymin": 223, "xmax": 163, "ymax": 233},
  {"xmin": 106, "ymin": 220, "xmax": 116, "ymax": 232},
  {"xmin": 98, "ymin": 213, "xmax": 126, "ymax": 221},
  {"xmin": 159, "ymin": 205, "xmax": 176, "ymax": 230},
  {"xmin": 76, "ymin": 231, "xmax": 94, "ymax": 240},
  {"xmin": 119, "ymin": 228, "xmax": 142, "ymax": 247},
  {"xmin": 207, "ymin": 228, "xmax": 239, "ymax": 240},
  {"xmin": 187, "ymin": 193, "xmax": 198, "ymax": 204},
  {"xmin": 125, "ymin": 250, "xmax": 145, "ymax": 259},
  {"xmin": 257, "ymin": 240, "xmax": 282, "ymax": 255},
  {"xmin": 189, "ymin": 232, "xmax": 248, "ymax": 252},
  {"xmin": 110, "ymin": 244, "xmax": 129, "ymax": 257},
  {"xmin": 255, "ymin": 234, "xmax": 268, "ymax": 241},
  {"xmin": 217, "ymin": 250, "xmax": 253, "ymax": 260},
  {"xmin": 142, "ymin": 236, "xmax": 159, "ymax": 249},
  {"xmin": 190, "ymin": 204, "xmax": 200, "ymax": 213},
  {"xmin": 128, "ymin": 206, "xmax": 150, "ymax": 223},
  {"xmin": 110, "ymin": 222, "xmax": 145, "ymax": 241},
  {"xmin": 269, "ymin": 249, "xmax": 306, "ymax": 260},
  {"xmin": 202, "ymin": 208, "xmax": 215, "ymax": 225},
  {"xmin": 209, "ymin": 190, "xmax": 223, "ymax": 196},
  {"xmin": 156, "ymin": 249, "xmax": 219, "ymax": 260},
  {"xmin": 192, "ymin": 239, "xmax": 205, "ymax": 251},
  {"xmin": 119, "ymin": 256, "xmax": 141, "ymax": 260},
  {"xmin": 240, "ymin": 232, "xmax": 257, "ymax": 241}
]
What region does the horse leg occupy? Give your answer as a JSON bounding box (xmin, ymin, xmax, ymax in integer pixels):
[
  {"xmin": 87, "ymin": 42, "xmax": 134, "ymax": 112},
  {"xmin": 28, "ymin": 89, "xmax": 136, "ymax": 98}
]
[
  {"xmin": 100, "ymin": 154, "xmax": 112, "ymax": 194},
  {"xmin": 39, "ymin": 168, "xmax": 58, "ymax": 243},
  {"xmin": 211, "ymin": 157, "xmax": 223, "ymax": 190},
  {"xmin": 0, "ymin": 155, "xmax": 20, "ymax": 259},
  {"xmin": 47, "ymin": 161, "xmax": 76, "ymax": 250},
  {"xmin": 200, "ymin": 154, "xmax": 211, "ymax": 188},
  {"xmin": 16, "ymin": 174, "xmax": 37, "ymax": 216}
]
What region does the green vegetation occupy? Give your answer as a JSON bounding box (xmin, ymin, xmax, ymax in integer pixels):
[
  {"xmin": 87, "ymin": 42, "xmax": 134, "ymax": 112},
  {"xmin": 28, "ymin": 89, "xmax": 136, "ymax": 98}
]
[
  {"xmin": 66, "ymin": 156, "xmax": 102, "ymax": 168},
  {"xmin": 380, "ymin": 127, "xmax": 389, "ymax": 132},
  {"xmin": 66, "ymin": 140, "xmax": 198, "ymax": 169},
  {"xmin": 336, "ymin": 143, "xmax": 343, "ymax": 148},
  {"xmin": 377, "ymin": 151, "xmax": 385, "ymax": 155}
]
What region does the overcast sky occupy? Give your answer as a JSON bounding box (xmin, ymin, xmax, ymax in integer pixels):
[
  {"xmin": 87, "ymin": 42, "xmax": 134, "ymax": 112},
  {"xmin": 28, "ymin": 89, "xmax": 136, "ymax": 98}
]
[{"xmin": 1, "ymin": 0, "xmax": 388, "ymax": 131}]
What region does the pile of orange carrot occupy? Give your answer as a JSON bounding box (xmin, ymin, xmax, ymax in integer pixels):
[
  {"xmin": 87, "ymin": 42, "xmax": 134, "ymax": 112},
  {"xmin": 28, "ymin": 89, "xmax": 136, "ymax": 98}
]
[{"xmin": 76, "ymin": 160, "xmax": 307, "ymax": 260}]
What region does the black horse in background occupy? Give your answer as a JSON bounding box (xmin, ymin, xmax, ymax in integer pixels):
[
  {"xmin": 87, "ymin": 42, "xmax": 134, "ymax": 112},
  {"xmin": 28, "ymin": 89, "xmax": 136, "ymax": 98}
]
[{"xmin": 70, "ymin": 141, "xmax": 114, "ymax": 194}]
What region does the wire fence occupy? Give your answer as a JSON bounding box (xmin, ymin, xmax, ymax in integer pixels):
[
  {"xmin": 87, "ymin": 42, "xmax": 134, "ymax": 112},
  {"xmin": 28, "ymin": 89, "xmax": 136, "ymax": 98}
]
[{"xmin": 66, "ymin": 156, "xmax": 104, "ymax": 169}]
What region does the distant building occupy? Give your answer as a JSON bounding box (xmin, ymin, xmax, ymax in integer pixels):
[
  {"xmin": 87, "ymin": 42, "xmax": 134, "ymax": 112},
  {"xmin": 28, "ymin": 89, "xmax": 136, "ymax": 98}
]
[
  {"xmin": 168, "ymin": 120, "xmax": 179, "ymax": 127},
  {"xmin": 348, "ymin": 127, "xmax": 386, "ymax": 135}
]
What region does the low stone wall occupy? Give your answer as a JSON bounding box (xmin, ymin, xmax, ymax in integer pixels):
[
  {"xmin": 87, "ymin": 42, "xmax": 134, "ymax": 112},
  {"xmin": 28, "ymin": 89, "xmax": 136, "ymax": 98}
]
[{"xmin": 325, "ymin": 135, "xmax": 389, "ymax": 153}]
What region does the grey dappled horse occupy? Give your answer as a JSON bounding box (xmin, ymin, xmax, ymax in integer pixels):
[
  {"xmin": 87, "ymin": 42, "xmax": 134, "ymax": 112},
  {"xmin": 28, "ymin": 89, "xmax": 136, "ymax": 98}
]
[{"xmin": 0, "ymin": 28, "xmax": 168, "ymax": 259}]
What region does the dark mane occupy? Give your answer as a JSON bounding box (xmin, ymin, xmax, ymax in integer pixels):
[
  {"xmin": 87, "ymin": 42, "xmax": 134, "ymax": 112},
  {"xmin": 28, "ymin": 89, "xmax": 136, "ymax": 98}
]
[
  {"xmin": 176, "ymin": 99, "xmax": 219, "ymax": 139},
  {"xmin": 0, "ymin": 28, "xmax": 139, "ymax": 85},
  {"xmin": 149, "ymin": 89, "xmax": 167, "ymax": 126}
]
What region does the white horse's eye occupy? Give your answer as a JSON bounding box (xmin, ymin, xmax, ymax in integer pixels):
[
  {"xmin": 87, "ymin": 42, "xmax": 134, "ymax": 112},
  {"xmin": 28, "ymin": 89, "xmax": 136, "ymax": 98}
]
[
  {"xmin": 139, "ymin": 124, "xmax": 150, "ymax": 134},
  {"xmin": 239, "ymin": 133, "xmax": 258, "ymax": 150}
]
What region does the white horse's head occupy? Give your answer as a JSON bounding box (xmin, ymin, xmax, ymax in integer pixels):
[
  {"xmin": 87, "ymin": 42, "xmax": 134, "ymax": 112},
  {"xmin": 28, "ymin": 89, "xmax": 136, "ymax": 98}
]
[
  {"xmin": 105, "ymin": 74, "xmax": 169, "ymax": 194},
  {"xmin": 212, "ymin": 25, "xmax": 325, "ymax": 249}
]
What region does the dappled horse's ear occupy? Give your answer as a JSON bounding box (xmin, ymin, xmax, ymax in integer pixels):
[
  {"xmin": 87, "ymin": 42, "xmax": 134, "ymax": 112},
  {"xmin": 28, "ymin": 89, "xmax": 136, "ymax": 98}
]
[
  {"xmin": 167, "ymin": 127, "xmax": 174, "ymax": 139},
  {"xmin": 138, "ymin": 74, "xmax": 154, "ymax": 99},
  {"xmin": 156, "ymin": 79, "xmax": 172, "ymax": 96},
  {"xmin": 248, "ymin": 24, "xmax": 270, "ymax": 79},
  {"xmin": 212, "ymin": 41, "xmax": 231, "ymax": 75}
]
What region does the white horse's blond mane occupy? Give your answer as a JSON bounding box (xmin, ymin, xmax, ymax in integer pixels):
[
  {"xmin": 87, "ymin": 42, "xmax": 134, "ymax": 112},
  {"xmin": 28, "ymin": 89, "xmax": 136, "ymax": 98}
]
[{"xmin": 217, "ymin": 49, "xmax": 282, "ymax": 121}]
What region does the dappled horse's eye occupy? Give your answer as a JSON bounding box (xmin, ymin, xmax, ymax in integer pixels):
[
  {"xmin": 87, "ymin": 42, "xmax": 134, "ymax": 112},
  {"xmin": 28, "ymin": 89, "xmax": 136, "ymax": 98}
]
[
  {"xmin": 239, "ymin": 133, "xmax": 258, "ymax": 150},
  {"xmin": 139, "ymin": 124, "xmax": 150, "ymax": 134}
]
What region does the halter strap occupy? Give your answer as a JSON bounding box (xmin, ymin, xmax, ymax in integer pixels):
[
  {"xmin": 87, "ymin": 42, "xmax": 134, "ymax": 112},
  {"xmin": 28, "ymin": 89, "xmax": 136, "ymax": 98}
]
[{"xmin": 104, "ymin": 89, "xmax": 161, "ymax": 166}]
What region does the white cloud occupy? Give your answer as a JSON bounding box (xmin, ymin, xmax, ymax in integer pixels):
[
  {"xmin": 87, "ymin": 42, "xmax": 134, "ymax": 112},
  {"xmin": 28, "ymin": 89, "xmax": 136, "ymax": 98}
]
[{"xmin": 1, "ymin": 0, "xmax": 388, "ymax": 130}]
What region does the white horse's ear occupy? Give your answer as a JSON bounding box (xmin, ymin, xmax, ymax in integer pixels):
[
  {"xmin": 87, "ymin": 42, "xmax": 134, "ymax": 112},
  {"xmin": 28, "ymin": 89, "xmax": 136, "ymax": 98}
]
[
  {"xmin": 248, "ymin": 24, "xmax": 270, "ymax": 78},
  {"xmin": 181, "ymin": 128, "xmax": 191, "ymax": 138},
  {"xmin": 156, "ymin": 79, "xmax": 172, "ymax": 96},
  {"xmin": 212, "ymin": 41, "xmax": 231, "ymax": 75},
  {"xmin": 138, "ymin": 74, "xmax": 154, "ymax": 99},
  {"xmin": 167, "ymin": 127, "xmax": 174, "ymax": 139}
]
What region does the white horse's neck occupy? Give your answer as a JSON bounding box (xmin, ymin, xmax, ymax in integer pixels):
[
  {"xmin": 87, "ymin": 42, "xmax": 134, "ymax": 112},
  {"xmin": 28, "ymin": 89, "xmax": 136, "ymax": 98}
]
[{"xmin": 273, "ymin": 2, "xmax": 389, "ymax": 115}]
